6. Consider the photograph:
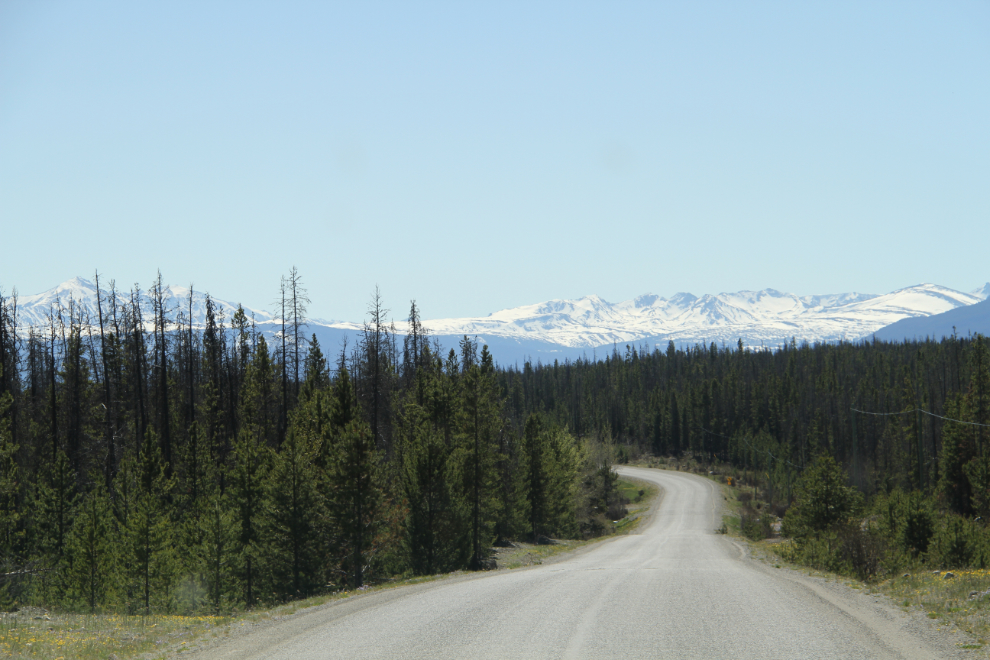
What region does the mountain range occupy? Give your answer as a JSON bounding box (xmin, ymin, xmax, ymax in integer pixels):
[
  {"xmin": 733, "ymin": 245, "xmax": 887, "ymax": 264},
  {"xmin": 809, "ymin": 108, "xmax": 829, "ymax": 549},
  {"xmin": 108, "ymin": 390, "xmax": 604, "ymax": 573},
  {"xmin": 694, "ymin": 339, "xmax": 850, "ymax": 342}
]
[{"xmin": 7, "ymin": 277, "xmax": 990, "ymax": 365}]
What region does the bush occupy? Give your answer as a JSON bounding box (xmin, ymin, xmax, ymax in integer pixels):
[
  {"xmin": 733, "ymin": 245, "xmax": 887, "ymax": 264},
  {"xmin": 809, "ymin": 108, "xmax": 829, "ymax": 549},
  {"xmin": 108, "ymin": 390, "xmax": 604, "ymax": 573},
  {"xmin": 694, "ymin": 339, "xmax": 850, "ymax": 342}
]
[
  {"xmin": 873, "ymin": 489, "xmax": 935, "ymax": 559},
  {"xmin": 606, "ymin": 501, "xmax": 628, "ymax": 521},
  {"xmin": 782, "ymin": 455, "xmax": 862, "ymax": 539},
  {"xmin": 837, "ymin": 525, "xmax": 887, "ymax": 581},
  {"xmin": 740, "ymin": 507, "xmax": 772, "ymax": 541},
  {"xmin": 929, "ymin": 516, "xmax": 982, "ymax": 569}
]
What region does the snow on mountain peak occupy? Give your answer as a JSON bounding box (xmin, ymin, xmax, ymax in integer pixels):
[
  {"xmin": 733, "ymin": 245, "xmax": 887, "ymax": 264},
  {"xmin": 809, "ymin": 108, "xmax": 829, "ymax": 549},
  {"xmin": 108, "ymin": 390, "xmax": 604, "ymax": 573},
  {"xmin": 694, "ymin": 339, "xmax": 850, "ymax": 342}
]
[
  {"xmin": 9, "ymin": 277, "xmax": 987, "ymax": 353},
  {"xmin": 971, "ymin": 283, "xmax": 990, "ymax": 301},
  {"xmin": 415, "ymin": 283, "xmax": 983, "ymax": 349},
  {"xmin": 13, "ymin": 277, "xmax": 271, "ymax": 329}
]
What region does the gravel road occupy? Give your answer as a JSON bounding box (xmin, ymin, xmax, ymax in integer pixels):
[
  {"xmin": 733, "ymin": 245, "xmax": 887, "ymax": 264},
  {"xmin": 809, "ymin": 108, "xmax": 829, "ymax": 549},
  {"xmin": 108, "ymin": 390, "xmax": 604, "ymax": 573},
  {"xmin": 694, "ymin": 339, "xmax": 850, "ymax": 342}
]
[{"xmin": 184, "ymin": 467, "xmax": 975, "ymax": 659}]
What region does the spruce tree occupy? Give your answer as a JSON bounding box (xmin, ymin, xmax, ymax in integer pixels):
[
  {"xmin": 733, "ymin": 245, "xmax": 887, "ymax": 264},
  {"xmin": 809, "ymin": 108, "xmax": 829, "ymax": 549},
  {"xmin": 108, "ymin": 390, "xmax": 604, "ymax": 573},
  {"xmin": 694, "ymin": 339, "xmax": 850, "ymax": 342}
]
[
  {"xmin": 121, "ymin": 427, "xmax": 177, "ymax": 614},
  {"xmin": 65, "ymin": 480, "xmax": 116, "ymax": 612},
  {"xmin": 0, "ymin": 376, "xmax": 18, "ymax": 559},
  {"xmin": 231, "ymin": 427, "xmax": 268, "ymax": 607},
  {"xmin": 458, "ymin": 345, "xmax": 500, "ymax": 568},
  {"xmin": 400, "ymin": 404, "xmax": 468, "ymax": 574},
  {"xmin": 332, "ymin": 420, "xmax": 382, "ymax": 589},
  {"xmin": 198, "ymin": 489, "xmax": 236, "ymax": 614},
  {"xmin": 266, "ymin": 429, "xmax": 320, "ymax": 599}
]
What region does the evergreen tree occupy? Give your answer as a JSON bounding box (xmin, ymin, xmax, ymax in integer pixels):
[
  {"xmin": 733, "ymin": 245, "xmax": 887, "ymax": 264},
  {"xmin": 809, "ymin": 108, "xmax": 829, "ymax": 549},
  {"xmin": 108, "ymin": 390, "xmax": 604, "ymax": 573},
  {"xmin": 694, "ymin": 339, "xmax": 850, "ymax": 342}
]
[
  {"xmin": 299, "ymin": 334, "xmax": 329, "ymax": 404},
  {"xmin": 940, "ymin": 396, "xmax": 975, "ymax": 515},
  {"xmin": 198, "ymin": 489, "xmax": 236, "ymax": 614},
  {"xmin": 0, "ymin": 376, "xmax": 18, "ymax": 558},
  {"xmin": 121, "ymin": 427, "xmax": 177, "ymax": 614},
  {"xmin": 266, "ymin": 429, "xmax": 320, "ymax": 599},
  {"xmin": 400, "ymin": 404, "xmax": 468, "ymax": 574},
  {"xmin": 783, "ymin": 455, "xmax": 862, "ymax": 539},
  {"xmin": 458, "ymin": 344, "xmax": 500, "ymax": 568},
  {"xmin": 231, "ymin": 427, "xmax": 268, "ymax": 607},
  {"xmin": 332, "ymin": 420, "xmax": 382, "ymax": 589},
  {"xmin": 493, "ymin": 421, "xmax": 529, "ymax": 545},
  {"xmin": 65, "ymin": 480, "xmax": 116, "ymax": 612},
  {"xmin": 31, "ymin": 450, "xmax": 78, "ymax": 565}
]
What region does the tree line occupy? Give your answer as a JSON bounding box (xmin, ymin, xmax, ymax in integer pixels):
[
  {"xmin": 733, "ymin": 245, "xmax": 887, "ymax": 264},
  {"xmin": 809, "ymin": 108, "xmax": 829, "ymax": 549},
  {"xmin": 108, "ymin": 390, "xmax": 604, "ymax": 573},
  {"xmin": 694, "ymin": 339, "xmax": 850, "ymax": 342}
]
[
  {"xmin": 4, "ymin": 271, "xmax": 990, "ymax": 609},
  {"xmin": 0, "ymin": 272, "xmax": 617, "ymax": 614},
  {"xmin": 499, "ymin": 332, "xmax": 990, "ymax": 577},
  {"xmin": 498, "ymin": 334, "xmax": 990, "ymax": 508}
]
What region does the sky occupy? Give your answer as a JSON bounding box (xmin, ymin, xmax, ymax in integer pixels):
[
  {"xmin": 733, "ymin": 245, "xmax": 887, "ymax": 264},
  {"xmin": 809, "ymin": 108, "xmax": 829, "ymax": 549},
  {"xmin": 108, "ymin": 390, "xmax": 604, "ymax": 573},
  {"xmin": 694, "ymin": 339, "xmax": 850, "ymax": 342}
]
[{"xmin": 1, "ymin": 1, "xmax": 988, "ymax": 322}]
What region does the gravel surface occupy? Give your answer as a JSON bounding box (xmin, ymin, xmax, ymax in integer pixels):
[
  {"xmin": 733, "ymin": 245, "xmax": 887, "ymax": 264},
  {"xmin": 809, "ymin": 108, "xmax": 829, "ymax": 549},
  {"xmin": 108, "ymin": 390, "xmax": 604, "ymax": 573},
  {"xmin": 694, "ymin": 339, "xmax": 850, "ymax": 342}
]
[{"xmin": 179, "ymin": 467, "xmax": 979, "ymax": 659}]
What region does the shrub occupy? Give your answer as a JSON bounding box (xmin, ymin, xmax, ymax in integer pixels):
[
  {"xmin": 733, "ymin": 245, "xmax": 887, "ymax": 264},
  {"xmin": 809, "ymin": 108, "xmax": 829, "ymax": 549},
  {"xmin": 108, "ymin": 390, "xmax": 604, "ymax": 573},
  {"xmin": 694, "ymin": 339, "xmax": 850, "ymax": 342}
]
[
  {"xmin": 929, "ymin": 516, "xmax": 982, "ymax": 569},
  {"xmin": 740, "ymin": 507, "xmax": 772, "ymax": 541},
  {"xmin": 782, "ymin": 455, "xmax": 862, "ymax": 539}
]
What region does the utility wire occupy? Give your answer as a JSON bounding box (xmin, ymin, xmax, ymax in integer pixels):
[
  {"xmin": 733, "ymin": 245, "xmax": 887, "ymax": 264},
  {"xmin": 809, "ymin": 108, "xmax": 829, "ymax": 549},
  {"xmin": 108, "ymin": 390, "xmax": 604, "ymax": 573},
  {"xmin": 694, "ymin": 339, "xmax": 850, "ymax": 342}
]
[
  {"xmin": 692, "ymin": 406, "xmax": 990, "ymax": 474},
  {"xmin": 851, "ymin": 407, "xmax": 990, "ymax": 428}
]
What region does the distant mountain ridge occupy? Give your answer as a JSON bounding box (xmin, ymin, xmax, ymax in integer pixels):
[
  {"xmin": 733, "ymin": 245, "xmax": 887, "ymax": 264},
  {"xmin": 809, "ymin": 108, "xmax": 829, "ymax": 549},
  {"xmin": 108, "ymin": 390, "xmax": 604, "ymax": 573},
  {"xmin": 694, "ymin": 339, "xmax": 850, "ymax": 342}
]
[
  {"xmin": 871, "ymin": 283, "xmax": 990, "ymax": 342},
  {"xmin": 8, "ymin": 277, "xmax": 988, "ymax": 364},
  {"xmin": 421, "ymin": 284, "xmax": 982, "ymax": 349},
  {"xmin": 13, "ymin": 276, "xmax": 273, "ymax": 329}
]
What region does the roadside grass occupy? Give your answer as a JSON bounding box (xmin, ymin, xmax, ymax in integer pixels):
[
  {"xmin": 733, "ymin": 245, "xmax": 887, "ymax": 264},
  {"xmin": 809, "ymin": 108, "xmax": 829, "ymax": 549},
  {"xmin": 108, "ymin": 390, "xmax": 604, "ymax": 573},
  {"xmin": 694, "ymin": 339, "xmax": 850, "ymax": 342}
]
[
  {"xmin": 494, "ymin": 477, "xmax": 661, "ymax": 569},
  {"xmin": 616, "ymin": 477, "xmax": 659, "ymax": 534},
  {"xmin": 0, "ymin": 575, "xmax": 453, "ymax": 660},
  {"xmin": 0, "ymin": 473, "xmax": 663, "ymax": 660},
  {"xmin": 0, "ymin": 608, "xmax": 231, "ymax": 660},
  {"xmin": 869, "ymin": 569, "xmax": 990, "ymax": 651},
  {"xmin": 494, "ymin": 538, "xmax": 595, "ymax": 569}
]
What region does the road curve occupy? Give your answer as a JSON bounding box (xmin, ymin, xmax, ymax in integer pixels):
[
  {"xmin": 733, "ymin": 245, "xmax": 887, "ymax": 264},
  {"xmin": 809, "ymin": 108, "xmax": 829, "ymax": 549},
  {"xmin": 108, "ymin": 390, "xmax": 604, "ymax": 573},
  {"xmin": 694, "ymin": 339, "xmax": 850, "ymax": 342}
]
[{"xmin": 189, "ymin": 467, "xmax": 960, "ymax": 659}]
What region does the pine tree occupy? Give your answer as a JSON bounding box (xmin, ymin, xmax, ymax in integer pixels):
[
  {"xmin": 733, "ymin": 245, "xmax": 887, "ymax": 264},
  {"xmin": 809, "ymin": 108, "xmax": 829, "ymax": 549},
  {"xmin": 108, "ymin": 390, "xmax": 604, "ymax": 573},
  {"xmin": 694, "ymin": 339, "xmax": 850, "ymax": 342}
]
[
  {"xmin": 231, "ymin": 427, "xmax": 268, "ymax": 607},
  {"xmin": 524, "ymin": 413, "xmax": 551, "ymax": 541},
  {"xmin": 241, "ymin": 335, "xmax": 277, "ymax": 447},
  {"xmin": 299, "ymin": 335, "xmax": 329, "ymax": 405},
  {"xmin": 493, "ymin": 420, "xmax": 529, "ymax": 545},
  {"xmin": 65, "ymin": 480, "xmax": 116, "ymax": 612},
  {"xmin": 400, "ymin": 404, "xmax": 468, "ymax": 574},
  {"xmin": 266, "ymin": 429, "xmax": 320, "ymax": 599},
  {"xmin": 198, "ymin": 489, "xmax": 236, "ymax": 614},
  {"xmin": 31, "ymin": 450, "xmax": 77, "ymax": 564},
  {"xmin": 458, "ymin": 344, "xmax": 500, "ymax": 568},
  {"xmin": 961, "ymin": 338, "xmax": 990, "ymax": 517},
  {"xmin": 940, "ymin": 395, "xmax": 975, "ymax": 515},
  {"xmin": 0, "ymin": 374, "xmax": 18, "ymax": 559},
  {"xmin": 121, "ymin": 427, "xmax": 177, "ymax": 614},
  {"xmin": 524, "ymin": 415, "xmax": 579, "ymax": 539},
  {"xmin": 332, "ymin": 420, "xmax": 382, "ymax": 589}
]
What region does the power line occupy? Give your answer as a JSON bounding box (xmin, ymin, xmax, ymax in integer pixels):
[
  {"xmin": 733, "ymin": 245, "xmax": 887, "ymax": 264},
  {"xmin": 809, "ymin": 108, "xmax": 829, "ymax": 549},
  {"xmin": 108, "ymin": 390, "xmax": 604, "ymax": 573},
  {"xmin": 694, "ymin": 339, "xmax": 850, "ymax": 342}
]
[{"xmin": 851, "ymin": 407, "xmax": 990, "ymax": 429}]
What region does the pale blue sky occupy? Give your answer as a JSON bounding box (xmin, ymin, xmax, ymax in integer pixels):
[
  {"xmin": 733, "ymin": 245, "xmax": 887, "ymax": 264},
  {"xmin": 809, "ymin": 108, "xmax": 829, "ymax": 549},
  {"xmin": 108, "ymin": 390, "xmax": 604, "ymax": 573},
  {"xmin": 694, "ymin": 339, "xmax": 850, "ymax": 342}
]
[{"xmin": 2, "ymin": 1, "xmax": 988, "ymax": 321}]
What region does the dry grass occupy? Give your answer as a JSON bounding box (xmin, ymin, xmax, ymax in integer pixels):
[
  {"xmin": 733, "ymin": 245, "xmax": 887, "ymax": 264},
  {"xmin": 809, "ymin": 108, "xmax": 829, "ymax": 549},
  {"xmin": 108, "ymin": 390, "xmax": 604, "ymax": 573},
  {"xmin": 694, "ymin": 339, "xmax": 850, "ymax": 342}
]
[
  {"xmin": 872, "ymin": 569, "xmax": 990, "ymax": 652},
  {"xmin": 0, "ymin": 608, "xmax": 231, "ymax": 660}
]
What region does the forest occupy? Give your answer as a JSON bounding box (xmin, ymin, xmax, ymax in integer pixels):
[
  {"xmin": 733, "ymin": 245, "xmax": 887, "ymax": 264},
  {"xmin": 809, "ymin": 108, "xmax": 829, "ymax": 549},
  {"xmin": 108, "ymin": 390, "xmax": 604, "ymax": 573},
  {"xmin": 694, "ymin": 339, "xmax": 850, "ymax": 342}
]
[
  {"xmin": 0, "ymin": 272, "xmax": 617, "ymax": 614},
  {"xmin": 1, "ymin": 270, "xmax": 990, "ymax": 612}
]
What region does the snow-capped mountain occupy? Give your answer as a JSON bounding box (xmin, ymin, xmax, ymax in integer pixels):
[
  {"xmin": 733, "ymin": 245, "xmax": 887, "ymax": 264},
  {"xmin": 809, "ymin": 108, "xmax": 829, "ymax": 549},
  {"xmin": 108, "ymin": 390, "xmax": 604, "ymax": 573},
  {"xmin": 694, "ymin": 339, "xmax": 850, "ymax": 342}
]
[
  {"xmin": 419, "ymin": 284, "xmax": 981, "ymax": 349},
  {"xmin": 971, "ymin": 283, "xmax": 990, "ymax": 301},
  {"xmin": 7, "ymin": 278, "xmax": 986, "ymax": 361},
  {"xmin": 12, "ymin": 276, "xmax": 271, "ymax": 329}
]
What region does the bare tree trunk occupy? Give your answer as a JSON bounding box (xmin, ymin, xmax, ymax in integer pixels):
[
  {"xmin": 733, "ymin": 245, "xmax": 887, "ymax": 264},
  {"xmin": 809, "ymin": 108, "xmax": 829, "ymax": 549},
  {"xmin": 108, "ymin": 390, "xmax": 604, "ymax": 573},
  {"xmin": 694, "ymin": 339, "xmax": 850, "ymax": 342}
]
[
  {"xmin": 279, "ymin": 276, "xmax": 288, "ymax": 447},
  {"xmin": 48, "ymin": 305, "xmax": 58, "ymax": 463},
  {"xmin": 153, "ymin": 273, "xmax": 172, "ymax": 473},
  {"xmin": 187, "ymin": 285, "xmax": 195, "ymax": 432},
  {"xmin": 95, "ymin": 272, "xmax": 115, "ymax": 486}
]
